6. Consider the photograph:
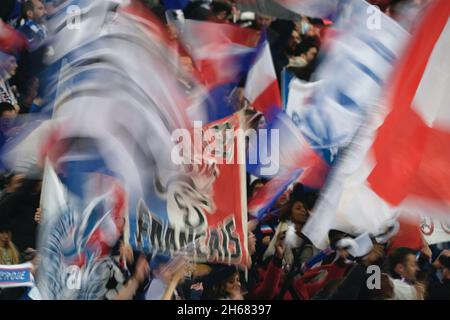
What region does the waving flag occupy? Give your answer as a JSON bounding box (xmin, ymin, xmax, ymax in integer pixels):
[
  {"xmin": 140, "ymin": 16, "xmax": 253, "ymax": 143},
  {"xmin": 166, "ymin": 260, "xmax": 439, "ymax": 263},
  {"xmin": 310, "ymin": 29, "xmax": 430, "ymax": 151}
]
[
  {"xmin": 247, "ymin": 110, "xmax": 330, "ymax": 188},
  {"xmin": 177, "ymin": 19, "xmax": 259, "ymax": 122},
  {"xmin": 248, "ymin": 169, "xmax": 301, "ymax": 219},
  {"xmin": 300, "ymin": 0, "xmax": 408, "ymax": 151},
  {"xmin": 38, "ymin": 158, "xmax": 127, "ymax": 299},
  {"xmin": 0, "ymin": 0, "xmax": 213, "ymax": 299},
  {"xmin": 244, "ymin": 33, "xmax": 281, "ymax": 120},
  {"xmin": 303, "ymin": 0, "xmax": 450, "ymax": 249},
  {"xmin": 135, "ymin": 113, "xmax": 249, "ymax": 265},
  {"xmin": 0, "ymin": 19, "xmax": 28, "ymax": 53},
  {"xmin": 247, "ymin": 0, "xmax": 408, "ymax": 193}
]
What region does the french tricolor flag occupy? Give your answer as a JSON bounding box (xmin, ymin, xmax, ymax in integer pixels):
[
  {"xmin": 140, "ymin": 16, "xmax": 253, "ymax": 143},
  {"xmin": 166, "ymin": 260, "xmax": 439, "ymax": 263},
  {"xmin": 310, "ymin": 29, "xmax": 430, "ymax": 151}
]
[
  {"xmin": 248, "ymin": 169, "xmax": 301, "ymax": 219},
  {"xmin": 178, "ymin": 19, "xmax": 259, "ymax": 122},
  {"xmin": 244, "ymin": 33, "xmax": 282, "ymax": 120},
  {"xmin": 260, "ymin": 225, "xmax": 274, "ymax": 235},
  {"xmin": 303, "ymin": 0, "xmax": 450, "ymax": 249},
  {"xmin": 178, "ymin": 19, "xmax": 259, "ymax": 89}
]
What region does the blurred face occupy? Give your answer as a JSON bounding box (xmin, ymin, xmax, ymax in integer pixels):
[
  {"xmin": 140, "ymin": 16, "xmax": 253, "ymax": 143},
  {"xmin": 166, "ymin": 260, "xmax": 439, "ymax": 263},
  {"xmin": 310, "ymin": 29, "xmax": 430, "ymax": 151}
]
[
  {"xmin": 215, "ymin": 11, "xmax": 229, "ymax": 23},
  {"xmin": 255, "ymin": 15, "xmax": 273, "ymax": 29},
  {"xmin": 443, "ymin": 267, "xmax": 450, "ymax": 280},
  {"xmin": 306, "ymin": 25, "xmax": 317, "ymax": 37},
  {"xmin": 1, "ymin": 110, "xmax": 17, "ymax": 120},
  {"xmin": 291, "ymin": 201, "xmax": 309, "ymax": 224},
  {"xmin": 257, "ymin": 116, "xmax": 266, "ymax": 129},
  {"xmin": 5, "ymin": 56, "xmax": 18, "ymax": 77},
  {"xmin": 6, "ymin": 174, "xmax": 24, "ymax": 193},
  {"xmin": 0, "ymin": 231, "xmax": 10, "ymax": 246},
  {"xmin": 224, "ymin": 273, "xmax": 241, "ymax": 296},
  {"xmin": 287, "ymin": 30, "xmax": 301, "ymax": 52},
  {"xmin": 305, "ymin": 47, "xmax": 318, "ymax": 63},
  {"xmin": 396, "ymin": 254, "xmax": 419, "ymax": 282},
  {"xmin": 31, "ymin": 0, "xmax": 47, "ymax": 24}
]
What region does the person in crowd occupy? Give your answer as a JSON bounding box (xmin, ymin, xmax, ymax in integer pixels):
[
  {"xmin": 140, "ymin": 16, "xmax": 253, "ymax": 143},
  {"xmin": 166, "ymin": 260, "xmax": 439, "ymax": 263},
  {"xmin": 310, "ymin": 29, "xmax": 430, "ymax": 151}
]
[
  {"xmin": 17, "ymin": 76, "xmax": 41, "ymax": 113},
  {"xmin": 263, "ymin": 186, "xmax": 315, "ymax": 271},
  {"xmin": 388, "ymin": 246, "xmax": 424, "ymax": 299},
  {"xmin": 426, "ymin": 250, "xmax": 450, "ymax": 300},
  {"xmin": 246, "ymin": 177, "xmax": 268, "ymax": 201},
  {"xmin": 17, "ymin": 0, "xmax": 47, "ymax": 50},
  {"xmin": 184, "ymin": 0, "xmax": 215, "ymax": 21},
  {"xmin": 0, "ymin": 103, "xmax": 19, "ymax": 168},
  {"xmin": 112, "ymin": 252, "xmax": 150, "ymax": 300},
  {"xmin": 252, "ymin": 189, "xmax": 291, "ymax": 266},
  {"xmin": 0, "ymin": 102, "xmax": 18, "ymax": 122},
  {"xmin": 201, "ymin": 264, "xmax": 244, "ymax": 300},
  {"xmin": 100, "ymin": 239, "xmax": 135, "ymax": 300},
  {"xmin": 271, "ymin": 21, "xmax": 302, "ymax": 84},
  {"xmin": 318, "ymin": 242, "xmax": 392, "ymax": 300},
  {"xmin": 0, "ymin": 227, "xmax": 20, "ymax": 265},
  {"xmin": 210, "ymin": 1, "xmax": 232, "ymax": 23},
  {"xmin": 0, "ymin": 174, "xmax": 41, "ymax": 252},
  {"xmin": 289, "ymin": 41, "xmax": 318, "ymax": 68},
  {"xmin": 0, "ymin": 55, "xmax": 19, "ymax": 111},
  {"xmin": 248, "ymin": 227, "xmax": 286, "ymax": 299}
]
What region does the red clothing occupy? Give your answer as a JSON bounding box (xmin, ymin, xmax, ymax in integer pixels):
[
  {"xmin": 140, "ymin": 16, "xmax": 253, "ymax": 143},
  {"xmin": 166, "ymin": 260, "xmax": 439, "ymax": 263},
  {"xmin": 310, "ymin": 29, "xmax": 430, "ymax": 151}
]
[
  {"xmin": 249, "ymin": 258, "xmax": 284, "ymax": 300},
  {"xmin": 292, "ymin": 263, "xmax": 350, "ymax": 300},
  {"xmin": 249, "ymin": 257, "xmax": 351, "ymax": 300}
]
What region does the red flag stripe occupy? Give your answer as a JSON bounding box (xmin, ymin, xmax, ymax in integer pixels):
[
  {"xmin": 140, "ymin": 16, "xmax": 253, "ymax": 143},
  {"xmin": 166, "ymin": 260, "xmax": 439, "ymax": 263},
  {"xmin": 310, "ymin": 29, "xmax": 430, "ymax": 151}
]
[{"xmin": 368, "ymin": 0, "xmax": 450, "ymax": 205}]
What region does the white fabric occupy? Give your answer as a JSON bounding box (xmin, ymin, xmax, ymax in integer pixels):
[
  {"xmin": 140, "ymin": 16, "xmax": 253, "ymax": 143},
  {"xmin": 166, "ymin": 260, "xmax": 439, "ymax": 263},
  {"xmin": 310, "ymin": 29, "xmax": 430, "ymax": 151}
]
[{"xmin": 391, "ymin": 278, "xmax": 419, "ymax": 300}]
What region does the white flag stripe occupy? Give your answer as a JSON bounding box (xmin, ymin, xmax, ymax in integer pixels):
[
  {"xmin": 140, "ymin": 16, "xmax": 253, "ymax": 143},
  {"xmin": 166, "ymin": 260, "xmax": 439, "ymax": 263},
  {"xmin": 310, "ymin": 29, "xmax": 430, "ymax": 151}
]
[
  {"xmin": 245, "ymin": 42, "xmax": 275, "ymax": 102},
  {"xmin": 412, "ymin": 19, "xmax": 450, "ymax": 128}
]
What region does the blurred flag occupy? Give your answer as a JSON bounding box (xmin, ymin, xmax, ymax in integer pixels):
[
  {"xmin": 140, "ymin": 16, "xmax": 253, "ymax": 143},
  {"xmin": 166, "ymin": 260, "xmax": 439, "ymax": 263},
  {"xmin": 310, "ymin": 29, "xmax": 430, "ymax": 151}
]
[
  {"xmin": 248, "ymin": 169, "xmax": 301, "ymax": 219},
  {"xmin": 0, "ymin": 19, "xmax": 28, "ymax": 53},
  {"xmin": 367, "ymin": 0, "xmax": 450, "ymax": 221},
  {"xmin": 177, "ymin": 19, "xmax": 259, "ymax": 122},
  {"xmin": 284, "ymin": 78, "xmax": 321, "ymax": 129},
  {"xmin": 303, "ymin": 0, "xmax": 450, "ymax": 249},
  {"xmin": 2, "ymin": 0, "xmax": 211, "ymax": 299},
  {"xmin": 134, "ymin": 113, "xmax": 249, "ymax": 266},
  {"xmin": 244, "ymin": 33, "xmax": 281, "ymax": 120},
  {"xmin": 38, "ymin": 156, "xmax": 127, "ymax": 300},
  {"xmin": 300, "ymin": 0, "xmax": 408, "ymax": 151},
  {"xmin": 247, "ymin": 110, "xmax": 330, "ymax": 188},
  {"xmin": 246, "ymin": 0, "xmax": 407, "ymax": 191}
]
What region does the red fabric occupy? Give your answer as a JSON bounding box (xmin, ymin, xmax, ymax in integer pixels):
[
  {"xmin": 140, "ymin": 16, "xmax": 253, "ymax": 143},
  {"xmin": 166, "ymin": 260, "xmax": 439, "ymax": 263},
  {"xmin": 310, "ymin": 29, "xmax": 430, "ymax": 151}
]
[
  {"xmin": 0, "ymin": 20, "xmax": 28, "ymax": 53},
  {"xmin": 368, "ymin": 0, "xmax": 450, "ymax": 206},
  {"xmin": 251, "ymin": 80, "xmax": 282, "ymax": 120},
  {"xmin": 249, "ymin": 259, "xmax": 284, "ymax": 299},
  {"xmin": 249, "ymin": 260, "xmax": 350, "ymax": 300},
  {"xmin": 292, "ymin": 263, "xmax": 350, "ymax": 300},
  {"xmin": 387, "ymin": 217, "xmax": 423, "ymax": 255}
]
